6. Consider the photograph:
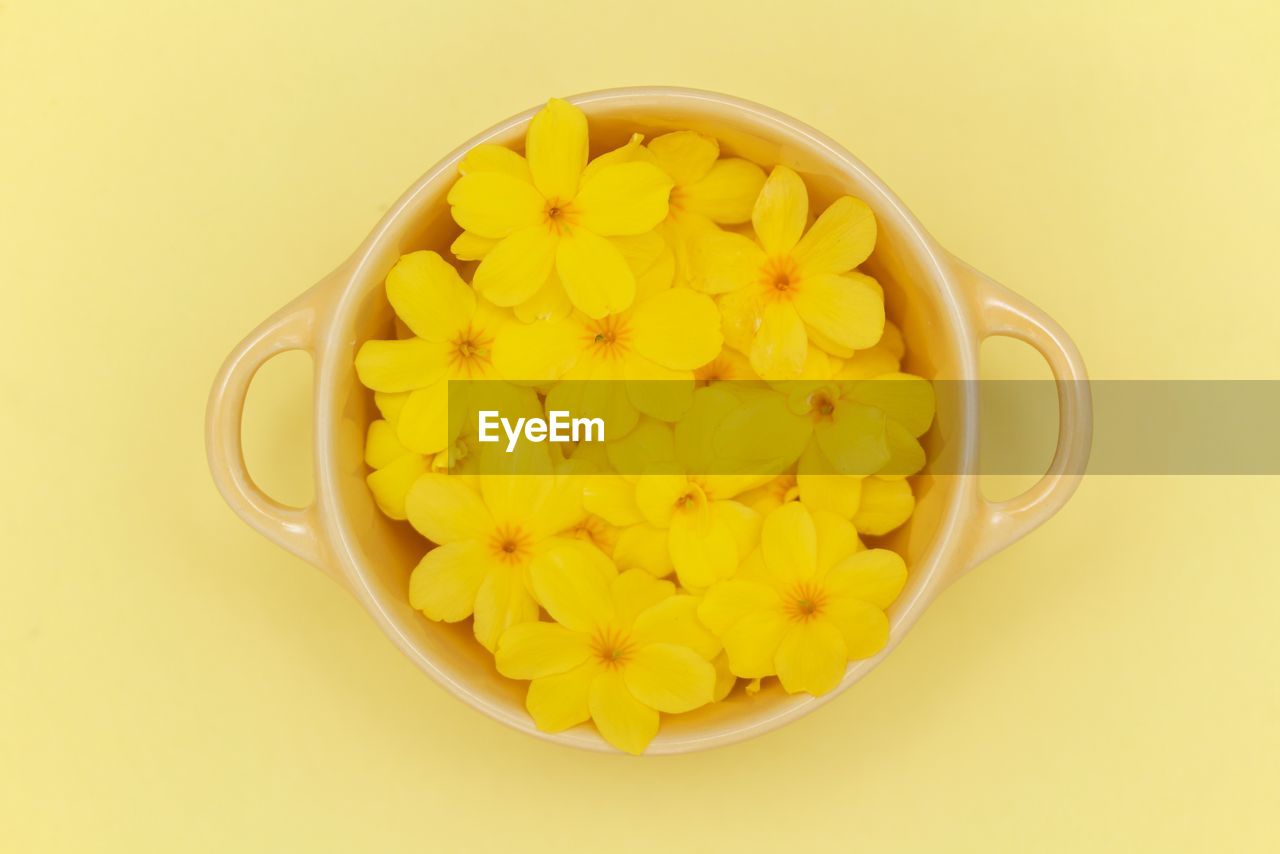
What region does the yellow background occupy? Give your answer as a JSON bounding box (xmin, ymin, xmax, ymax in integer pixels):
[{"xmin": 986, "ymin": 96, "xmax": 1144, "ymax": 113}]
[{"xmin": 3, "ymin": 1, "xmax": 1278, "ymax": 850}]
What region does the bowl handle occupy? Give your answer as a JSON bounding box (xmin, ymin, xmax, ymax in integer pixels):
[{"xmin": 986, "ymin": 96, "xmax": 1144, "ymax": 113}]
[
  {"xmin": 950, "ymin": 255, "xmax": 1094, "ymax": 569},
  {"xmin": 205, "ymin": 281, "xmax": 338, "ymax": 580}
]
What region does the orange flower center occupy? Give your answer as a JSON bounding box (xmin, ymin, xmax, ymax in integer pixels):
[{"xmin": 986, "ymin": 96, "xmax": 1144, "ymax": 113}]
[
  {"xmin": 784, "ymin": 581, "xmax": 828, "ymax": 622},
  {"xmin": 584, "ymin": 315, "xmax": 631, "ymax": 360},
  {"xmin": 489, "ymin": 524, "xmax": 532, "ymax": 565},
  {"xmin": 570, "ymin": 516, "xmax": 615, "ymax": 552},
  {"xmin": 590, "ymin": 625, "xmax": 637, "ymax": 669},
  {"xmin": 449, "ymin": 325, "xmax": 494, "ymax": 377},
  {"xmin": 810, "ymin": 392, "xmax": 837, "ymax": 421},
  {"xmin": 543, "ymin": 199, "xmax": 577, "ymax": 235},
  {"xmin": 762, "ymin": 255, "xmax": 801, "ymax": 300}
]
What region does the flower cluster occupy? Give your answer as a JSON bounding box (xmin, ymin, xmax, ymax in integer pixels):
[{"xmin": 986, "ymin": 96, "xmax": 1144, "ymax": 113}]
[{"xmin": 354, "ymin": 99, "xmax": 933, "ymax": 753}]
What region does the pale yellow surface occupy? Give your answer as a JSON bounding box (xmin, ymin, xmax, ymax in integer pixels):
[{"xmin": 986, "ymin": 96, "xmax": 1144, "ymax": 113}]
[{"xmin": 3, "ymin": 1, "xmax": 1278, "ymax": 851}]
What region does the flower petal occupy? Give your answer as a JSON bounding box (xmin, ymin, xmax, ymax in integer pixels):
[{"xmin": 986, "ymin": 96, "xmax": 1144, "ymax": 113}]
[
  {"xmin": 526, "ymin": 663, "xmax": 599, "ymax": 732},
  {"xmin": 395, "ymin": 381, "xmax": 449, "ymax": 455},
  {"xmin": 647, "ymin": 131, "xmax": 718, "ymax": 186},
  {"xmin": 495, "ymin": 621, "xmax": 592, "ymax": 680},
  {"xmin": 611, "ymin": 522, "xmax": 674, "ymax": 577},
  {"xmin": 792, "ymin": 272, "xmax": 885, "ymax": 353},
  {"xmin": 408, "ymin": 540, "xmax": 494, "ymax": 621},
  {"xmin": 556, "ymin": 227, "xmax": 636, "ymax": 318},
  {"xmin": 761, "ymin": 501, "xmax": 818, "ymax": 584},
  {"xmin": 365, "ymin": 419, "xmax": 409, "ymax": 469},
  {"xmin": 473, "ymin": 225, "xmax": 559, "ymax": 307},
  {"xmin": 847, "ymin": 372, "xmax": 935, "ymax": 437},
  {"xmin": 582, "ymin": 474, "xmax": 644, "ymax": 526},
  {"xmin": 835, "ymin": 345, "xmax": 900, "ymax": 381},
  {"xmin": 459, "ymin": 143, "xmax": 532, "ymax": 182},
  {"xmin": 631, "ymin": 595, "xmax": 720, "ymax": 659},
  {"xmin": 623, "ymin": 643, "xmax": 715, "ymax": 714},
  {"xmin": 697, "ymin": 578, "xmax": 779, "ymax": 635},
  {"xmin": 374, "ymin": 390, "xmax": 410, "ymax": 423},
  {"xmin": 588, "ymin": 669, "xmax": 659, "ymax": 754},
  {"xmin": 687, "ymin": 228, "xmax": 766, "ymax": 294},
  {"xmin": 752, "ymin": 165, "xmax": 808, "ymax": 255},
  {"xmin": 491, "ymin": 315, "xmax": 581, "ymax": 382},
  {"xmin": 877, "ymin": 420, "xmax": 926, "ymax": 478},
  {"xmin": 529, "ymin": 542, "xmax": 616, "ymax": 631},
  {"xmin": 527, "ymin": 475, "xmax": 589, "ymax": 540},
  {"xmin": 712, "ymin": 652, "xmax": 737, "ymax": 701},
  {"xmin": 447, "ymin": 172, "xmax": 545, "ymax": 238},
  {"xmin": 354, "ymin": 337, "xmax": 447, "ymax": 393},
  {"xmin": 811, "ymin": 508, "xmax": 864, "ymax": 574},
  {"xmin": 815, "ymin": 402, "xmax": 890, "ymax": 476},
  {"xmin": 580, "ymin": 133, "xmax": 653, "ymax": 185},
  {"xmin": 721, "ymin": 608, "xmax": 789, "ymax": 678},
  {"xmin": 526, "ymin": 98, "xmax": 588, "ymax": 201},
  {"xmin": 450, "ymin": 231, "xmax": 498, "ymax": 262},
  {"xmin": 775, "ymin": 621, "xmax": 848, "ymax": 695},
  {"xmin": 404, "ymin": 473, "xmax": 493, "ymax": 543},
  {"xmin": 623, "ymin": 363, "xmax": 695, "ymax": 422},
  {"xmin": 822, "ymin": 598, "xmax": 890, "ymax": 659},
  {"xmin": 796, "ymin": 472, "xmax": 862, "ymax": 519},
  {"xmin": 793, "ymin": 196, "xmax": 877, "ymax": 276},
  {"xmin": 610, "ymin": 569, "xmax": 675, "ymax": 626},
  {"xmin": 479, "ymin": 474, "xmax": 551, "ymax": 530},
  {"xmin": 573, "ymin": 161, "xmax": 673, "ymax": 236},
  {"xmin": 628, "ymin": 288, "xmax": 724, "ymax": 370},
  {"xmin": 634, "ymin": 473, "xmax": 690, "ymax": 528},
  {"xmin": 826, "ymin": 548, "xmax": 907, "ymax": 609},
  {"xmin": 513, "ymin": 274, "xmax": 574, "ymax": 323},
  {"xmin": 473, "ymin": 567, "xmax": 540, "ymax": 652},
  {"xmin": 853, "ymin": 477, "xmax": 915, "ymax": 535},
  {"xmin": 670, "ymin": 508, "xmax": 738, "ymax": 592},
  {"xmin": 384, "ymin": 251, "xmax": 475, "ymax": 341},
  {"xmin": 366, "ymin": 454, "xmax": 426, "ymax": 520},
  {"xmin": 680, "ymin": 158, "xmax": 766, "ymax": 225},
  {"xmin": 750, "ymin": 300, "xmax": 807, "ymax": 378}
]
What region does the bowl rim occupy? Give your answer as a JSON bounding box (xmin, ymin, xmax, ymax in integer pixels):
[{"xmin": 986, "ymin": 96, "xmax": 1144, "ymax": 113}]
[{"xmin": 313, "ymin": 86, "xmax": 977, "ymax": 753}]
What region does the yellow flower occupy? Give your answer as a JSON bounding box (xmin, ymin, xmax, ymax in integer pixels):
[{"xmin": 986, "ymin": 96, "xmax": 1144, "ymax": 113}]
[
  {"xmin": 644, "ymin": 131, "xmax": 765, "ymax": 280},
  {"xmin": 691, "ymin": 165, "xmax": 884, "ymax": 377},
  {"xmin": 354, "ymin": 251, "xmax": 506, "ymax": 454},
  {"xmin": 404, "ymin": 467, "xmax": 587, "ymax": 651},
  {"xmin": 579, "ymin": 397, "xmax": 767, "ymax": 590},
  {"xmin": 447, "ymin": 99, "xmax": 673, "ymax": 319},
  {"xmin": 491, "ymin": 287, "xmax": 723, "ymax": 432},
  {"xmin": 852, "ymin": 477, "xmax": 915, "ymax": 535},
  {"xmin": 699, "ymin": 503, "xmax": 907, "ymax": 695},
  {"xmin": 496, "ymin": 546, "xmax": 720, "ymax": 754},
  {"xmin": 632, "ymin": 471, "xmax": 761, "ymax": 591},
  {"xmin": 737, "ymin": 467, "xmax": 917, "ymax": 536},
  {"xmin": 716, "ymin": 372, "xmax": 935, "ymax": 477},
  {"xmin": 363, "ymin": 418, "xmax": 427, "ymax": 520},
  {"xmin": 648, "ymin": 131, "xmax": 765, "ymax": 228}
]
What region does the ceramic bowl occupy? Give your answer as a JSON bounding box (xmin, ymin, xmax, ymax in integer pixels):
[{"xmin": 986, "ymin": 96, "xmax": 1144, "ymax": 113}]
[{"xmin": 206, "ymin": 87, "xmax": 1092, "ymax": 753}]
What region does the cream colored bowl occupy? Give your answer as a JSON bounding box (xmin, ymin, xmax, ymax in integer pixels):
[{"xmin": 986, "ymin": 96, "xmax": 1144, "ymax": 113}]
[{"xmin": 206, "ymin": 87, "xmax": 1092, "ymax": 754}]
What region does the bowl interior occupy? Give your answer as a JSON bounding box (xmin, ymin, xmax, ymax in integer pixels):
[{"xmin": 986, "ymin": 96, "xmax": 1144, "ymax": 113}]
[{"xmin": 324, "ymin": 90, "xmax": 971, "ymax": 752}]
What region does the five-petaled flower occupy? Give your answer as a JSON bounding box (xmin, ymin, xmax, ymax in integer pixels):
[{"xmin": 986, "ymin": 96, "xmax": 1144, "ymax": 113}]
[
  {"xmin": 698, "ymin": 502, "xmax": 906, "ymax": 695},
  {"xmin": 496, "ymin": 545, "xmax": 720, "ymax": 754},
  {"xmin": 691, "ymin": 165, "xmax": 885, "ymax": 378},
  {"xmin": 447, "ymin": 98, "xmax": 674, "ymax": 319}
]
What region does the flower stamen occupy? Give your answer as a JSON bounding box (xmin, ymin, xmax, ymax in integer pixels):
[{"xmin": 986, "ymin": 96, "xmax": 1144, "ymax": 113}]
[
  {"xmin": 489, "ymin": 524, "xmax": 532, "ymax": 565},
  {"xmin": 761, "ymin": 255, "xmax": 801, "ymax": 300},
  {"xmin": 784, "ymin": 581, "xmax": 828, "ymax": 622},
  {"xmin": 590, "ymin": 625, "xmax": 637, "ymax": 669}
]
